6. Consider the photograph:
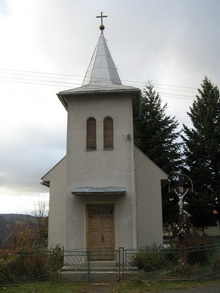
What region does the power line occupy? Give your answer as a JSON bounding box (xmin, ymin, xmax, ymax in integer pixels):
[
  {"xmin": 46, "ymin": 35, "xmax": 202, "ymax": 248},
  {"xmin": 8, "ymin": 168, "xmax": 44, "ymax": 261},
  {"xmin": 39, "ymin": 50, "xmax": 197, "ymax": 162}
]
[
  {"xmin": 122, "ymin": 79, "xmax": 197, "ymax": 91},
  {"xmin": 0, "ymin": 68, "xmax": 82, "ymax": 79},
  {"xmin": 0, "ymin": 76, "xmax": 80, "ymax": 88},
  {"xmin": 157, "ymin": 93, "xmax": 195, "ymax": 101},
  {"xmin": 0, "ymin": 68, "xmax": 81, "ymax": 88},
  {"xmin": 0, "ymin": 68, "xmax": 197, "ymax": 90},
  {"xmin": 0, "ymin": 68, "xmax": 197, "ymax": 100}
]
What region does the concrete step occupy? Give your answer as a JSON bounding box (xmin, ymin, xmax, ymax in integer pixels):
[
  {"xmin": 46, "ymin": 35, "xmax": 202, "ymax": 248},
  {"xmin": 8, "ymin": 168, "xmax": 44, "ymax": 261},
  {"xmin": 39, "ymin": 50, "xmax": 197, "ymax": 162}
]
[{"xmin": 62, "ymin": 260, "xmax": 138, "ymax": 272}]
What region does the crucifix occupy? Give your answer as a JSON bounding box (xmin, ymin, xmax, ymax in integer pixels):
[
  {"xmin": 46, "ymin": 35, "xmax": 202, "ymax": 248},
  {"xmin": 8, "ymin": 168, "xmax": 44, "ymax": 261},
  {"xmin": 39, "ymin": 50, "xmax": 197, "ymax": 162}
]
[
  {"xmin": 96, "ymin": 12, "xmax": 107, "ymax": 30},
  {"xmin": 175, "ymin": 175, "xmax": 188, "ymax": 215},
  {"xmin": 169, "ymin": 174, "xmax": 193, "ymax": 270},
  {"xmin": 169, "ymin": 174, "xmax": 193, "ymax": 216}
]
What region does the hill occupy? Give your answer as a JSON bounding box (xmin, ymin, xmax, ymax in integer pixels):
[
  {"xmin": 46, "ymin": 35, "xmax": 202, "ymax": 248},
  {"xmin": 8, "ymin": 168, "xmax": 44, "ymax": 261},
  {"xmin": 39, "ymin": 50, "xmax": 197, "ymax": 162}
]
[{"xmin": 0, "ymin": 214, "xmax": 36, "ymax": 247}]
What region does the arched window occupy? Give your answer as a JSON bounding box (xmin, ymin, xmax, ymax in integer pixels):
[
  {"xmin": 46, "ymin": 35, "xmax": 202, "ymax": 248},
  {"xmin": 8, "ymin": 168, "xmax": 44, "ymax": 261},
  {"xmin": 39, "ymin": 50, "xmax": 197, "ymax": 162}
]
[
  {"xmin": 104, "ymin": 117, "xmax": 113, "ymax": 149},
  {"xmin": 86, "ymin": 118, "xmax": 96, "ymax": 150}
]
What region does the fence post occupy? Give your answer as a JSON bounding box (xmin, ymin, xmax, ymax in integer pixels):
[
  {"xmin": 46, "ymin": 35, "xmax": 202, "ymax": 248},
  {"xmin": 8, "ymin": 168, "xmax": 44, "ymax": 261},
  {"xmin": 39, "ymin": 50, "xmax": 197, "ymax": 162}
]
[
  {"xmin": 179, "ymin": 245, "xmax": 186, "ymax": 277},
  {"xmin": 118, "ymin": 247, "xmax": 124, "ymax": 281},
  {"xmin": 87, "ymin": 251, "xmax": 91, "ymax": 282},
  {"xmin": 52, "ymin": 249, "xmax": 59, "ymax": 283},
  {"xmin": 52, "ymin": 249, "xmax": 55, "ymax": 284}
]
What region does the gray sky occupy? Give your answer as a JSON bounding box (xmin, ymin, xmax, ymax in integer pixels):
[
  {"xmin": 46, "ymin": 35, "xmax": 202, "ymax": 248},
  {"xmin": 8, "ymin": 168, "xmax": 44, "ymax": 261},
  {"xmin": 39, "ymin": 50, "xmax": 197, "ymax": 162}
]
[{"xmin": 0, "ymin": 0, "xmax": 220, "ymax": 213}]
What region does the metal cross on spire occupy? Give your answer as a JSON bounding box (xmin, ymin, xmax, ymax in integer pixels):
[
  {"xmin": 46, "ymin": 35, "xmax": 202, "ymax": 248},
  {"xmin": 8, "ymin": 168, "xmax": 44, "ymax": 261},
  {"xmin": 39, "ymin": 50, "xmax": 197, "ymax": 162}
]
[{"xmin": 96, "ymin": 11, "xmax": 107, "ymax": 31}]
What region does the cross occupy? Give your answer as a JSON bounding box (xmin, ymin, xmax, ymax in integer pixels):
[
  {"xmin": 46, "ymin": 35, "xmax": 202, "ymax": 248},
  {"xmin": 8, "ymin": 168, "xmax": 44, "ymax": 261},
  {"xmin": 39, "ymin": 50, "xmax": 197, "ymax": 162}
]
[
  {"xmin": 169, "ymin": 174, "xmax": 193, "ymax": 215},
  {"xmin": 96, "ymin": 12, "xmax": 107, "ymax": 30},
  {"xmin": 175, "ymin": 175, "xmax": 188, "ymax": 215}
]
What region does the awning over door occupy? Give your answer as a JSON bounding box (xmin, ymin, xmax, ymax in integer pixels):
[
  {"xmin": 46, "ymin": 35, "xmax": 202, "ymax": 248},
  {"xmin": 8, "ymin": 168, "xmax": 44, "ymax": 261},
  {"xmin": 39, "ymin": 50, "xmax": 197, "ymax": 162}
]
[{"xmin": 72, "ymin": 187, "xmax": 126, "ymax": 195}]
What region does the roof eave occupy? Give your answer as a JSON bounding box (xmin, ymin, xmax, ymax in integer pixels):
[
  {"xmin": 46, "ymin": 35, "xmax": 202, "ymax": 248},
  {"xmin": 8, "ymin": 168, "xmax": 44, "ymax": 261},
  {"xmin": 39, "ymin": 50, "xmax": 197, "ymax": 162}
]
[
  {"xmin": 58, "ymin": 86, "xmax": 140, "ymax": 95},
  {"xmin": 57, "ymin": 86, "xmax": 141, "ymax": 110},
  {"xmin": 72, "ymin": 187, "xmax": 126, "ymax": 195},
  {"xmin": 40, "ymin": 181, "xmax": 50, "ymax": 188}
]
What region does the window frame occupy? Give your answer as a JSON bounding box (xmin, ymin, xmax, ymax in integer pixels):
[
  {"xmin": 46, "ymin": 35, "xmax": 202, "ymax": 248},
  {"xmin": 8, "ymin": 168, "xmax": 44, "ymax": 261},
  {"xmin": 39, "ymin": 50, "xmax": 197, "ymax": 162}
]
[
  {"xmin": 103, "ymin": 116, "xmax": 114, "ymax": 150},
  {"xmin": 86, "ymin": 117, "xmax": 97, "ymax": 150}
]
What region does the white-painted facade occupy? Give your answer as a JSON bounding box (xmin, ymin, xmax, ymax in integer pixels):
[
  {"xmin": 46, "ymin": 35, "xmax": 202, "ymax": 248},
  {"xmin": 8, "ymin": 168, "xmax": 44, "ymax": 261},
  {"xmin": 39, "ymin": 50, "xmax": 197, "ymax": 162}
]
[{"xmin": 41, "ymin": 29, "xmax": 167, "ymax": 251}]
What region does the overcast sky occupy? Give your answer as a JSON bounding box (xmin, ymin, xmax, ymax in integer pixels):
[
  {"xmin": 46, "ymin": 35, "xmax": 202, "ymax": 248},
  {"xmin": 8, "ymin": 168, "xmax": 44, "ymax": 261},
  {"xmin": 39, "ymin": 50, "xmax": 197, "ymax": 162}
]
[{"xmin": 0, "ymin": 0, "xmax": 220, "ymax": 214}]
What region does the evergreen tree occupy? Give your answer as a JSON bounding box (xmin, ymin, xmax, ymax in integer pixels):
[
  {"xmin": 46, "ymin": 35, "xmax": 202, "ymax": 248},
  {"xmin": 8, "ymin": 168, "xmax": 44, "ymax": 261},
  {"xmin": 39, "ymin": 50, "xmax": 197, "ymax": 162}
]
[
  {"xmin": 134, "ymin": 83, "xmax": 182, "ymax": 226},
  {"xmin": 181, "ymin": 77, "xmax": 220, "ymax": 231}
]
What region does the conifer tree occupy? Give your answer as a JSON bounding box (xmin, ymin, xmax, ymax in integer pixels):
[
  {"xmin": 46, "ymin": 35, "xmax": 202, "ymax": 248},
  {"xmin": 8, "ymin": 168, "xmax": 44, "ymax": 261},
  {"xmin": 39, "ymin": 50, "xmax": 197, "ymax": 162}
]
[
  {"xmin": 134, "ymin": 83, "xmax": 182, "ymax": 225},
  {"xmin": 181, "ymin": 77, "xmax": 220, "ymax": 231}
]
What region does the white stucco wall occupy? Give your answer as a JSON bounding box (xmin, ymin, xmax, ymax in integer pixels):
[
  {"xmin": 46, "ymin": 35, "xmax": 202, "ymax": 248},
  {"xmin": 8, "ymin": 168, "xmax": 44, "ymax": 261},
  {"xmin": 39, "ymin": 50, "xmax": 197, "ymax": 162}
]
[
  {"xmin": 134, "ymin": 146, "xmax": 167, "ymax": 247},
  {"xmin": 65, "ymin": 93, "xmax": 137, "ymax": 250},
  {"xmin": 42, "ymin": 93, "xmax": 167, "ymax": 251},
  {"xmin": 42, "ymin": 157, "xmax": 66, "ymax": 249}
]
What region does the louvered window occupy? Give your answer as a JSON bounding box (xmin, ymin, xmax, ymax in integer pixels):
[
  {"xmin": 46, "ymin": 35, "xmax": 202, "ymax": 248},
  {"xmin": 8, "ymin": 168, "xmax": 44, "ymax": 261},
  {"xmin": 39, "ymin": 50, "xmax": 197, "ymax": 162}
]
[
  {"xmin": 86, "ymin": 118, "xmax": 96, "ymax": 150},
  {"xmin": 104, "ymin": 117, "xmax": 113, "ymax": 149}
]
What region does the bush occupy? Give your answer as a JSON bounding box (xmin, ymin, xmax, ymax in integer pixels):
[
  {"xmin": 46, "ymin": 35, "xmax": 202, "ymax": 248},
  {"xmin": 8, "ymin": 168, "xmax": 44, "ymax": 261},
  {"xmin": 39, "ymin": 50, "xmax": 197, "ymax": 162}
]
[
  {"xmin": 0, "ymin": 250, "xmax": 51, "ymax": 283},
  {"xmin": 183, "ymin": 236, "xmax": 215, "ymax": 266},
  {"xmin": 132, "ymin": 245, "xmax": 168, "ymax": 272},
  {"xmin": 187, "ymin": 246, "xmax": 209, "ymax": 265},
  {"xmin": 18, "ymin": 251, "xmax": 51, "ymax": 281},
  {"xmin": 0, "ymin": 255, "xmax": 18, "ymax": 282},
  {"xmin": 187, "ymin": 244, "xmax": 220, "ymax": 268}
]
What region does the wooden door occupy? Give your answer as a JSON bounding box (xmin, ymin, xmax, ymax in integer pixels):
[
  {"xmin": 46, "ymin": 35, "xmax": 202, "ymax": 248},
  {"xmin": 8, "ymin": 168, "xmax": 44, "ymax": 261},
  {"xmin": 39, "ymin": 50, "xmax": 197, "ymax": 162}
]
[{"xmin": 87, "ymin": 204, "xmax": 114, "ymax": 259}]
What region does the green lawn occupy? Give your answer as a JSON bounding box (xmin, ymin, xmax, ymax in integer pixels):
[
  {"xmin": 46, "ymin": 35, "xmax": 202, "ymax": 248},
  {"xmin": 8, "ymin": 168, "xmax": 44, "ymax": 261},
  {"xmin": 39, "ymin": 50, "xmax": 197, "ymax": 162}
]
[
  {"xmin": 0, "ymin": 283, "xmax": 85, "ymax": 293},
  {"xmin": 1, "ymin": 279, "xmax": 220, "ymax": 293},
  {"xmin": 117, "ymin": 279, "xmax": 220, "ymax": 292}
]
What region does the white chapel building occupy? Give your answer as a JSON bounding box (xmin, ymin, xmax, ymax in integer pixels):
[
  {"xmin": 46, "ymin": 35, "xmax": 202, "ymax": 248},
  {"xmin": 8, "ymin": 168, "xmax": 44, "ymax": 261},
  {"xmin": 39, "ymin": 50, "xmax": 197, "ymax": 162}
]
[{"xmin": 41, "ymin": 18, "xmax": 167, "ymax": 252}]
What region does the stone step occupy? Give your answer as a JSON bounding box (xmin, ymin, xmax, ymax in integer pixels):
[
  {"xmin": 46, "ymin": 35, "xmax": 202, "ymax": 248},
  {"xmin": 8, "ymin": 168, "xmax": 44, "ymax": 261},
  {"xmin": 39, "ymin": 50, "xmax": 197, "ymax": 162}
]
[{"xmin": 62, "ymin": 261, "xmax": 138, "ymax": 272}]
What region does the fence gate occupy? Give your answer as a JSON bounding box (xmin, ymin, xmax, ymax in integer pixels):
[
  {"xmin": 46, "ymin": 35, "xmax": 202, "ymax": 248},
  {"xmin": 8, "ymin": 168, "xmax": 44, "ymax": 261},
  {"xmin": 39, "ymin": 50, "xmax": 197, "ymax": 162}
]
[{"xmin": 53, "ymin": 249, "xmax": 122, "ymax": 283}]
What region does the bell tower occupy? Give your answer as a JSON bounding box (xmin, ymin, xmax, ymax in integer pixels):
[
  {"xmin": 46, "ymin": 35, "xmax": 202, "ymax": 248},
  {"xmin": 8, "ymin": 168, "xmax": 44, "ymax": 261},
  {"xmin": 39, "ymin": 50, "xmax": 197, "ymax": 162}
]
[{"xmin": 56, "ymin": 14, "xmax": 141, "ymax": 249}]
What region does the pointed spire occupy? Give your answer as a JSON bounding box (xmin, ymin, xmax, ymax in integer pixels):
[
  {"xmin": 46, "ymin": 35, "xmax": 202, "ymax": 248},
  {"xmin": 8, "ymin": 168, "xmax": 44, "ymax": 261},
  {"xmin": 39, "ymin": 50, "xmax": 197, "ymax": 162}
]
[
  {"xmin": 58, "ymin": 12, "xmax": 141, "ymax": 103},
  {"xmin": 82, "ymin": 14, "xmax": 122, "ymax": 88}
]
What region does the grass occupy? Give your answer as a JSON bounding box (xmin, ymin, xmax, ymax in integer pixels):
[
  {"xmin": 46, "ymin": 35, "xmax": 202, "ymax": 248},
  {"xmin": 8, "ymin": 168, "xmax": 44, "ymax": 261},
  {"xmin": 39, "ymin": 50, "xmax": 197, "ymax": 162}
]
[
  {"xmin": 0, "ymin": 283, "xmax": 85, "ymax": 293},
  {"xmin": 1, "ymin": 279, "xmax": 220, "ymax": 293},
  {"xmin": 117, "ymin": 279, "xmax": 220, "ymax": 292}
]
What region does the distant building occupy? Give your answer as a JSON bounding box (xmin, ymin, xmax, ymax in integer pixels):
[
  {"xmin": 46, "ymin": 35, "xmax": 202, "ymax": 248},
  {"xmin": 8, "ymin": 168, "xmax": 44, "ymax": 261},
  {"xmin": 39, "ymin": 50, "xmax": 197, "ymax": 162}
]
[{"xmin": 41, "ymin": 18, "xmax": 167, "ymax": 254}]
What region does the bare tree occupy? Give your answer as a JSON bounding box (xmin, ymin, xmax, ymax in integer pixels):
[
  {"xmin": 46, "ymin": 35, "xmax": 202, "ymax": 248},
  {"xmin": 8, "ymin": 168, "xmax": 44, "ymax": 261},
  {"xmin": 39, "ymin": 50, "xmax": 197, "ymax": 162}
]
[{"xmin": 26, "ymin": 198, "xmax": 49, "ymax": 246}]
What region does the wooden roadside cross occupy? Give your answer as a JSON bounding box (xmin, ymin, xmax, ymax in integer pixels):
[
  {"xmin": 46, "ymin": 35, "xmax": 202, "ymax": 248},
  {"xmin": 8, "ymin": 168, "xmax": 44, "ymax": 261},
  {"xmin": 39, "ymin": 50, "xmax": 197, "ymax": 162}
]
[{"xmin": 169, "ymin": 174, "xmax": 193, "ymax": 271}]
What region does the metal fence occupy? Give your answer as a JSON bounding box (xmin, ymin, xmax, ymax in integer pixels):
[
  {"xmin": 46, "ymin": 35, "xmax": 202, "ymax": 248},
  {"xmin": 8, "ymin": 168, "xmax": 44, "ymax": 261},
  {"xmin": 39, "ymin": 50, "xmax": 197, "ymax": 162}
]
[
  {"xmin": 1, "ymin": 244, "xmax": 220, "ymax": 284},
  {"xmin": 0, "ymin": 250, "xmax": 52, "ymax": 283},
  {"xmin": 125, "ymin": 244, "xmax": 220, "ymax": 281},
  {"xmin": 60, "ymin": 249, "xmax": 120, "ymax": 283}
]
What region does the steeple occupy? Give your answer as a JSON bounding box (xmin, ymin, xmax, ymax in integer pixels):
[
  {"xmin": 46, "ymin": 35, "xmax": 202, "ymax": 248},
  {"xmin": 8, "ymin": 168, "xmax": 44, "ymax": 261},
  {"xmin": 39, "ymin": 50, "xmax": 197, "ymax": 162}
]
[
  {"xmin": 58, "ymin": 12, "xmax": 141, "ymax": 112},
  {"xmin": 82, "ymin": 12, "xmax": 121, "ymax": 87},
  {"xmin": 82, "ymin": 33, "xmax": 122, "ymax": 87}
]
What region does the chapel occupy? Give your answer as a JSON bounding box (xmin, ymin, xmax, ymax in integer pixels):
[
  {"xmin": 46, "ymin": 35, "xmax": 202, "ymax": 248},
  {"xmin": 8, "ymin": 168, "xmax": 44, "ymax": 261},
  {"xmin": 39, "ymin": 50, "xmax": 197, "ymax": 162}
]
[{"xmin": 41, "ymin": 13, "xmax": 167, "ymax": 254}]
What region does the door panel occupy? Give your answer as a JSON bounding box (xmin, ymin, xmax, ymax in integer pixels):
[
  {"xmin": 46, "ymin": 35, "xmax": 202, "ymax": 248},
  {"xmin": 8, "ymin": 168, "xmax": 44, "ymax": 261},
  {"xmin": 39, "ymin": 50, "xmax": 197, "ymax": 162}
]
[
  {"xmin": 88, "ymin": 205, "xmax": 114, "ymax": 260},
  {"xmin": 89, "ymin": 217, "xmax": 101, "ymax": 251},
  {"xmin": 102, "ymin": 216, "xmax": 113, "ymax": 249}
]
